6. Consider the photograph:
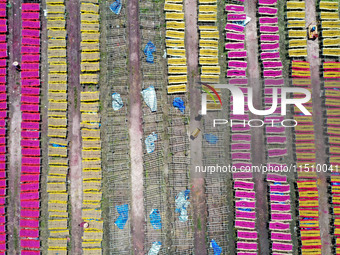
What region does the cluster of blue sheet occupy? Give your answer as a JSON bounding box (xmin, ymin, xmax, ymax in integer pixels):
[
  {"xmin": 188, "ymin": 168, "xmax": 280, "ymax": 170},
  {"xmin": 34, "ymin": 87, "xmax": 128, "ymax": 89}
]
[
  {"xmin": 149, "ymin": 209, "xmax": 162, "ymax": 229},
  {"xmin": 204, "ymin": 133, "xmax": 218, "ymax": 144},
  {"xmin": 210, "ymin": 240, "xmax": 222, "ymax": 255},
  {"xmin": 144, "ymin": 41, "xmax": 156, "ymax": 63},
  {"xmin": 114, "ymin": 204, "xmax": 129, "ymax": 229},
  {"xmin": 145, "ymin": 132, "xmax": 158, "ymax": 153},
  {"xmin": 112, "ymin": 93, "xmax": 123, "ymax": 110},
  {"xmin": 148, "ymin": 242, "xmax": 162, "ymax": 255},
  {"xmin": 141, "ymin": 86, "xmax": 157, "ymax": 112},
  {"xmin": 109, "ymin": 0, "xmax": 122, "ymax": 14},
  {"xmin": 175, "ymin": 190, "xmax": 190, "ymax": 222},
  {"xmin": 173, "ymin": 97, "xmax": 185, "ymax": 113}
]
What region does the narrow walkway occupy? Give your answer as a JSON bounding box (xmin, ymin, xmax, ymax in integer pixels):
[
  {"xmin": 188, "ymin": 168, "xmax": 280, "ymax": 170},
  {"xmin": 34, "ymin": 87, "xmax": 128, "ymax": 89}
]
[
  {"xmin": 127, "ymin": 0, "xmax": 145, "ymax": 253},
  {"xmin": 7, "ymin": 0, "xmax": 22, "ymax": 253},
  {"xmin": 39, "ymin": 0, "xmax": 49, "ymax": 251},
  {"xmin": 184, "ymin": 0, "xmax": 207, "ymax": 253},
  {"xmin": 305, "ymin": 0, "xmax": 331, "ymax": 254},
  {"xmin": 66, "ymin": 0, "xmax": 83, "ymax": 253},
  {"xmin": 245, "ymin": 0, "xmax": 269, "ymax": 254}
]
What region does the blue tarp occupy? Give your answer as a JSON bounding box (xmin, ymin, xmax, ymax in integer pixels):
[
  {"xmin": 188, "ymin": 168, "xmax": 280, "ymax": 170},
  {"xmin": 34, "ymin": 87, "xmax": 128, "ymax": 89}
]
[
  {"xmin": 148, "ymin": 242, "xmax": 162, "ymax": 255},
  {"xmin": 141, "ymin": 86, "xmax": 157, "ymax": 111},
  {"xmin": 109, "ymin": 0, "xmax": 122, "ymax": 15},
  {"xmin": 272, "ymin": 192, "xmax": 284, "ymax": 195},
  {"xmin": 112, "ymin": 93, "xmax": 123, "ymax": 110},
  {"xmin": 210, "ymin": 240, "xmax": 222, "ymax": 255},
  {"xmin": 149, "ymin": 209, "xmax": 162, "ymax": 229},
  {"xmin": 173, "ymin": 97, "xmax": 185, "ymax": 113},
  {"xmin": 114, "ymin": 204, "xmax": 129, "ymax": 229},
  {"xmin": 204, "ymin": 134, "xmax": 218, "ymax": 144},
  {"xmin": 51, "ymin": 143, "xmax": 66, "ymax": 148},
  {"xmin": 233, "ymin": 16, "xmax": 251, "ymax": 26},
  {"xmin": 238, "ymin": 208, "xmax": 251, "ymax": 212},
  {"xmin": 144, "ymin": 41, "xmax": 156, "ymax": 63},
  {"xmin": 175, "ymin": 190, "xmax": 190, "ymax": 222},
  {"xmin": 145, "ymin": 132, "xmax": 158, "ymax": 153}
]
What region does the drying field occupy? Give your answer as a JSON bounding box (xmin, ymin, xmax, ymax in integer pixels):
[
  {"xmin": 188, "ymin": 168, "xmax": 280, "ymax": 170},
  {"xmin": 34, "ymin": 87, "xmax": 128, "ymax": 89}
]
[{"xmin": 1, "ymin": 0, "xmax": 340, "ymax": 254}]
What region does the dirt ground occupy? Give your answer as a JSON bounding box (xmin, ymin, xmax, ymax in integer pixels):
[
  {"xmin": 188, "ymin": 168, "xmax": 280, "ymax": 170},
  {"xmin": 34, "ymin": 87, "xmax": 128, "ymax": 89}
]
[
  {"xmin": 7, "ymin": 0, "xmax": 22, "ymax": 253},
  {"xmin": 244, "ymin": 0, "xmax": 270, "ymax": 254},
  {"xmin": 11, "ymin": 0, "xmax": 331, "ymax": 254},
  {"xmin": 305, "ymin": 0, "xmax": 332, "ymax": 254},
  {"xmin": 184, "ymin": 0, "xmax": 208, "ymax": 253},
  {"xmin": 127, "ymin": 0, "xmax": 145, "ymax": 253},
  {"xmin": 66, "ymin": 0, "xmax": 83, "ymax": 253}
]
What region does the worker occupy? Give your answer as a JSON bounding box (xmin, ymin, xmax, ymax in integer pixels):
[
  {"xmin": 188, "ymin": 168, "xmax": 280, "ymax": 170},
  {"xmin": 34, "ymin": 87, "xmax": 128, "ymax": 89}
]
[
  {"xmin": 12, "ymin": 61, "xmax": 21, "ymax": 72},
  {"xmin": 79, "ymin": 222, "xmax": 89, "ymax": 228}
]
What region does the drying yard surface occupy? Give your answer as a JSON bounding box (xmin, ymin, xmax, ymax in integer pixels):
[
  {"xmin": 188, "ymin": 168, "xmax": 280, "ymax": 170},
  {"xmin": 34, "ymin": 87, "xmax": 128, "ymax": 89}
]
[{"xmin": 1, "ymin": 0, "xmax": 340, "ymax": 254}]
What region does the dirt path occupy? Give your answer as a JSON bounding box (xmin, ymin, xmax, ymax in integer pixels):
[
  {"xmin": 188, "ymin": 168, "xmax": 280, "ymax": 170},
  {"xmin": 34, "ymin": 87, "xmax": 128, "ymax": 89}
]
[
  {"xmin": 275, "ymin": 0, "xmax": 300, "ymax": 253},
  {"xmin": 7, "ymin": 0, "xmax": 22, "ymax": 253},
  {"xmin": 305, "ymin": 1, "xmax": 331, "ymax": 254},
  {"xmin": 184, "ymin": 0, "xmax": 207, "ymax": 253},
  {"xmin": 244, "ymin": 1, "xmax": 269, "ymax": 254},
  {"xmin": 66, "ymin": 0, "xmax": 83, "ymax": 253},
  {"xmin": 39, "ymin": 0, "xmax": 49, "ymax": 251},
  {"xmin": 127, "ymin": 0, "xmax": 145, "ymax": 253}
]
